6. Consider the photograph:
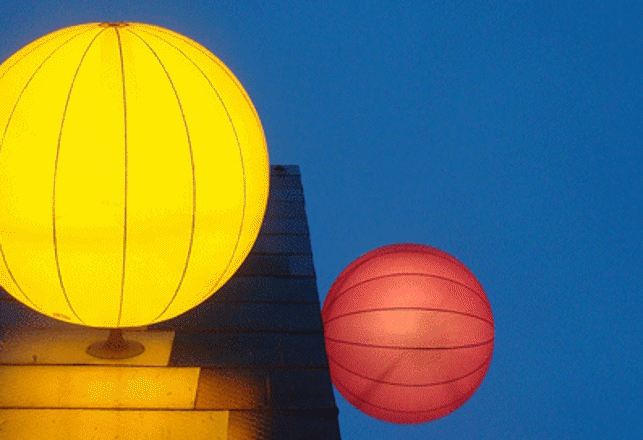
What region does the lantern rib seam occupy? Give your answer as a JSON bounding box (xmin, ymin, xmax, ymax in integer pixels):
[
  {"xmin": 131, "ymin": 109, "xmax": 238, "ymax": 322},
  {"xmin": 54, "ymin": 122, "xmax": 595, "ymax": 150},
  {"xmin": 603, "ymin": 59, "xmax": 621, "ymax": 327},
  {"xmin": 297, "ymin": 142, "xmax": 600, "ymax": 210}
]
[
  {"xmin": 135, "ymin": 24, "xmax": 265, "ymax": 150},
  {"xmin": 325, "ymin": 335, "xmax": 494, "ymax": 351},
  {"xmin": 324, "ymin": 272, "xmax": 492, "ymax": 323},
  {"xmin": 52, "ymin": 27, "xmax": 107, "ymax": 325},
  {"xmin": 132, "ymin": 26, "xmax": 248, "ymax": 310},
  {"xmin": 324, "ymin": 306, "xmax": 494, "ymax": 327},
  {"xmin": 328, "ymin": 349, "xmax": 492, "ymax": 387},
  {"xmin": 331, "ymin": 372, "xmax": 475, "ymax": 416},
  {"xmin": 0, "ymin": 28, "xmax": 93, "ymax": 312},
  {"xmin": 324, "ymin": 246, "xmax": 488, "ymax": 317},
  {"xmin": 0, "ymin": 25, "xmax": 90, "ymax": 83},
  {"xmin": 124, "ymin": 28, "xmax": 198, "ymax": 324},
  {"xmin": 114, "ymin": 27, "xmax": 128, "ymax": 328}
]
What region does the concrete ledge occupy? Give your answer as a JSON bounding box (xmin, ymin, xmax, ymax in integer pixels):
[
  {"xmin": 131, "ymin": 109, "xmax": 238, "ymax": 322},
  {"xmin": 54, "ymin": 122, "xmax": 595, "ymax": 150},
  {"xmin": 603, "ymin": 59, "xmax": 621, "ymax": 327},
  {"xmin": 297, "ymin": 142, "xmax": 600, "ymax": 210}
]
[
  {"xmin": 0, "ymin": 365, "xmax": 200, "ymax": 409},
  {"xmin": 150, "ymin": 302, "xmax": 323, "ymax": 332},
  {"xmin": 269, "ymin": 175, "xmax": 303, "ymax": 190},
  {"xmin": 228, "ymin": 409, "xmax": 341, "ymax": 440},
  {"xmin": 205, "ymin": 277, "xmax": 321, "ymax": 303},
  {"xmin": 236, "ymin": 255, "xmax": 315, "ymax": 277},
  {"xmin": 0, "ymin": 409, "xmax": 228, "ymax": 440},
  {"xmin": 169, "ymin": 333, "xmax": 328, "ymax": 368},
  {"xmin": 252, "ymin": 234, "xmax": 312, "ymax": 254},
  {"xmin": 268, "ymin": 190, "xmax": 305, "ymax": 202},
  {"xmin": 259, "ymin": 218, "xmax": 310, "ymax": 235},
  {"xmin": 0, "ymin": 327, "xmax": 173, "ymax": 366},
  {"xmin": 264, "ymin": 201, "xmax": 307, "ymax": 218}
]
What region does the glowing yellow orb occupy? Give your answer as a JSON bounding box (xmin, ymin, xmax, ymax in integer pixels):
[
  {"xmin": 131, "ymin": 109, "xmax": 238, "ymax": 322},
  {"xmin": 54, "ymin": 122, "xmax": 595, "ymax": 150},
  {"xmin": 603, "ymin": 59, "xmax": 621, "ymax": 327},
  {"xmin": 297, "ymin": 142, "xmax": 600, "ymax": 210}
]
[{"xmin": 0, "ymin": 22, "xmax": 269, "ymax": 327}]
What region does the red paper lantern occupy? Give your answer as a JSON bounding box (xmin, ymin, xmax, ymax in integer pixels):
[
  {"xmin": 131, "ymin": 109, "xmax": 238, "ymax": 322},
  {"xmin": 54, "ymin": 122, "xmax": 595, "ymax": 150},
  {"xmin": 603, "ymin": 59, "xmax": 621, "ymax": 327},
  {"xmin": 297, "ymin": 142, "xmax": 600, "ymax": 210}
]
[{"xmin": 322, "ymin": 243, "xmax": 494, "ymax": 424}]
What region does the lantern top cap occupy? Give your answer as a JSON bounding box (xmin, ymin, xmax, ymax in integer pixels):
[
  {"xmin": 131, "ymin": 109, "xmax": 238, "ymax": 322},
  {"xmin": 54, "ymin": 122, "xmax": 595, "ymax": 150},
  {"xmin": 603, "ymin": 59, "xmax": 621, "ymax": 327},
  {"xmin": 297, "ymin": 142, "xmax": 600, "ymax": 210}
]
[{"xmin": 99, "ymin": 22, "xmax": 129, "ymax": 28}]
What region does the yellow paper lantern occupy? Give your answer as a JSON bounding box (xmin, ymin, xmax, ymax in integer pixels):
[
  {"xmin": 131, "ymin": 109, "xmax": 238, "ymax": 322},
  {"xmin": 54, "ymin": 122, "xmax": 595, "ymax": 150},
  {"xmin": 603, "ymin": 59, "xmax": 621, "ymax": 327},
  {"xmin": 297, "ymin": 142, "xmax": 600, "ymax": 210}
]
[{"xmin": 0, "ymin": 22, "xmax": 269, "ymax": 328}]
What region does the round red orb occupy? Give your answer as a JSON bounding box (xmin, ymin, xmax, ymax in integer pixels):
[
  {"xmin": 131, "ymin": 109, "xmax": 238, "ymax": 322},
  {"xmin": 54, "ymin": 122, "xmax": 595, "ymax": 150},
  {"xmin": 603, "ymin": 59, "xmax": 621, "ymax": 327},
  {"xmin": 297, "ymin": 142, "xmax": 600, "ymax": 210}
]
[{"xmin": 322, "ymin": 243, "xmax": 494, "ymax": 424}]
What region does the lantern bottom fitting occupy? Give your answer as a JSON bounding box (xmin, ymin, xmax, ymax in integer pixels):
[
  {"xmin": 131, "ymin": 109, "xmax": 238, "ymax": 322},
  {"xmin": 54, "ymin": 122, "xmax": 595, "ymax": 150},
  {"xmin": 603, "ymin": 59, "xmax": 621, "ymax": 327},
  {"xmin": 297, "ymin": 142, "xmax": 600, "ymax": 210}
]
[{"xmin": 86, "ymin": 328, "xmax": 145, "ymax": 359}]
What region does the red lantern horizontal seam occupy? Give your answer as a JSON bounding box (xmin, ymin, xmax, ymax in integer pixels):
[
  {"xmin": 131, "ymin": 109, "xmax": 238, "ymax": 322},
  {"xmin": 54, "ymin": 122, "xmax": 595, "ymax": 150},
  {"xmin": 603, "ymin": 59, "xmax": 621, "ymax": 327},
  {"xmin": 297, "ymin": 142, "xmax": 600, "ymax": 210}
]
[
  {"xmin": 323, "ymin": 307, "xmax": 494, "ymax": 328},
  {"xmin": 328, "ymin": 350, "xmax": 493, "ymax": 387},
  {"xmin": 323, "ymin": 272, "xmax": 490, "ymax": 321},
  {"xmin": 324, "ymin": 335, "xmax": 495, "ymax": 351},
  {"xmin": 332, "ymin": 375, "xmax": 476, "ymax": 414}
]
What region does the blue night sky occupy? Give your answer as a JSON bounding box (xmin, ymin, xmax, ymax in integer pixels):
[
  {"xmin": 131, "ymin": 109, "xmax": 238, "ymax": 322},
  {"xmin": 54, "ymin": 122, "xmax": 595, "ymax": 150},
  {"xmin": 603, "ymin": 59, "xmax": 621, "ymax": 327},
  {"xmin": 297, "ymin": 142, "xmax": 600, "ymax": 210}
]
[{"xmin": 1, "ymin": 1, "xmax": 641, "ymax": 439}]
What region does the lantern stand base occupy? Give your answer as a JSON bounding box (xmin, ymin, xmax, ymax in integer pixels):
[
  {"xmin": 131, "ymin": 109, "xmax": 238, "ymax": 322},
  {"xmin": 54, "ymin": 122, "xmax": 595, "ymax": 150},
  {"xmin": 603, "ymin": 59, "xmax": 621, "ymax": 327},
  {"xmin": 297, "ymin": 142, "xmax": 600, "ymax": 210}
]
[{"xmin": 86, "ymin": 328, "xmax": 145, "ymax": 359}]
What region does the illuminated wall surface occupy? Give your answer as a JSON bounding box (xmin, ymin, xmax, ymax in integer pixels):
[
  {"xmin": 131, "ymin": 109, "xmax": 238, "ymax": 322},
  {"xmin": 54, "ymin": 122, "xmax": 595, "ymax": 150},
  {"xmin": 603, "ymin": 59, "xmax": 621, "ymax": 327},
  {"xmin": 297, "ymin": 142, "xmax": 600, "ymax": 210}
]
[{"xmin": 0, "ymin": 165, "xmax": 341, "ymax": 440}]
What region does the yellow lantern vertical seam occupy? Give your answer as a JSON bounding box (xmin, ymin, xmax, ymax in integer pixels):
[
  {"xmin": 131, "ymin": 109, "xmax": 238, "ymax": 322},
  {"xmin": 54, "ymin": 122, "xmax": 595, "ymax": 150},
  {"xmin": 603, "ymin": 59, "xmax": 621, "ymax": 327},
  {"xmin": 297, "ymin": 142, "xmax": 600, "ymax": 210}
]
[
  {"xmin": 142, "ymin": 24, "xmax": 269, "ymax": 286},
  {"xmin": 53, "ymin": 28, "xmax": 107, "ymax": 325},
  {"xmin": 114, "ymin": 27, "xmax": 129, "ymax": 328},
  {"xmin": 132, "ymin": 26, "xmax": 248, "ymax": 317},
  {"xmin": 0, "ymin": 26, "xmax": 96, "ymax": 314},
  {"xmin": 137, "ymin": 23, "xmax": 267, "ymax": 149},
  {"xmin": 0, "ymin": 25, "xmax": 88, "ymax": 83},
  {"xmin": 124, "ymin": 28, "xmax": 197, "ymax": 325}
]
